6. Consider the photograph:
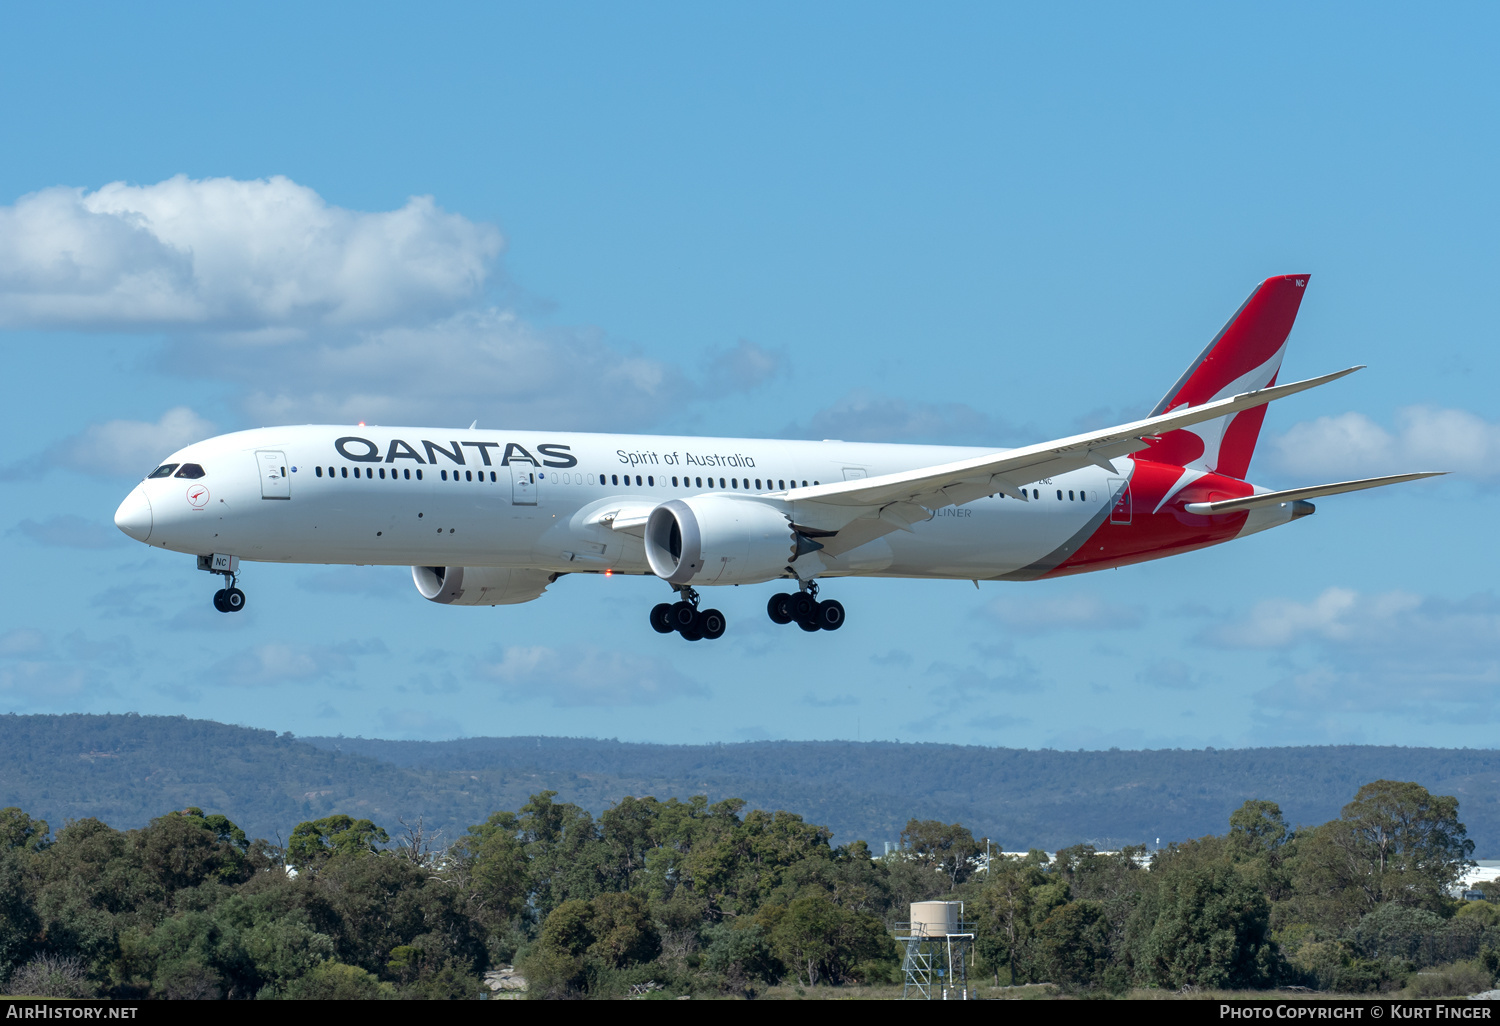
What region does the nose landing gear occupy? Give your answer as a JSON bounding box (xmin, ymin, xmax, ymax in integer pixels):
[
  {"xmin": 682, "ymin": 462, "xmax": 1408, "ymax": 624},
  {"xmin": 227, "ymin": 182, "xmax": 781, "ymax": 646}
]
[
  {"xmin": 650, "ymin": 585, "xmax": 726, "ymax": 641},
  {"xmin": 768, "ymin": 581, "xmax": 843, "ymax": 632},
  {"xmin": 199, "ymin": 553, "xmax": 247, "ymax": 614}
]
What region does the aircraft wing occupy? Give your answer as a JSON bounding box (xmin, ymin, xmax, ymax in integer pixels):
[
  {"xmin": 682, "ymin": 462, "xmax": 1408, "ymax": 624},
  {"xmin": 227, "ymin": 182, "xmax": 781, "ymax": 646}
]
[
  {"xmin": 782, "ymin": 366, "xmax": 1362, "ymax": 540},
  {"xmin": 1182, "ymin": 472, "xmax": 1445, "ymax": 515}
]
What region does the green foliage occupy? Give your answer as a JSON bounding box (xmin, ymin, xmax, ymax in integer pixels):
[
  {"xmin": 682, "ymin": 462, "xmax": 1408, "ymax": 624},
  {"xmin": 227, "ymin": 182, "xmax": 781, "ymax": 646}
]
[
  {"xmin": 281, "ymin": 961, "xmax": 395, "ymax": 1000},
  {"xmin": 702, "ymin": 922, "xmax": 781, "ymax": 993},
  {"xmin": 286, "ymin": 815, "xmax": 389, "ymax": 871},
  {"xmin": 758, "ymin": 893, "xmax": 888, "ymax": 986},
  {"xmin": 1229, "ymin": 800, "xmax": 1288, "ymax": 855},
  {"xmin": 0, "ymin": 809, "xmax": 49, "ymax": 852},
  {"xmin": 521, "ymin": 892, "xmax": 660, "ymax": 996},
  {"xmin": 0, "ymin": 774, "xmax": 1488, "ymax": 1000},
  {"xmin": 1288, "ymin": 781, "xmax": 1474, "ymax": 927},
  {"xmin": 899, "ymin": 819, "xmax": 983, "ymax": 888},
  {"xmin": 1130, "ymin": 839, "xmax": 1282, "ymax": 990}
]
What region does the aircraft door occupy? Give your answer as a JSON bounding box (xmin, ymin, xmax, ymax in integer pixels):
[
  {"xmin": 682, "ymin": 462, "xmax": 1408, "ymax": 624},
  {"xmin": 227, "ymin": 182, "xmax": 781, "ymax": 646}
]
[
  {"xmin": 842, "ymin": 467, "xmax": 868, "ymax": 481},
  {"xmin": 257, "ymin": 450, "xmax": 291, "ymax": 500},
  {"xmin": 1108, "ymin": 477, "xmax": 1131, "ymax": 524},
  {"xmin": 510, "ymin": 465, "xmax": 537, "ymax": 506}
]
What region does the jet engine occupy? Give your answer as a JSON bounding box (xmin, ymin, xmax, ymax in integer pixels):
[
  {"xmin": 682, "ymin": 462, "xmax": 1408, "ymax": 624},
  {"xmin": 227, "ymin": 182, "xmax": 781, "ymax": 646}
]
[
  {"xmin": 411, "ymin": 565, "xmax": 555, "ymax": 605},
  {"xmin": 644, "ymin": 496, "xmax": 799, "ymax": 585}
]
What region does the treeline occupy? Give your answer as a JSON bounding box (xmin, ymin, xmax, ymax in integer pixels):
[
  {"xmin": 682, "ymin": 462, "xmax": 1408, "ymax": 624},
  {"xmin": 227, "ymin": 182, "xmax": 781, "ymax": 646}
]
[
  {"xmin": 0, "ymin": 779, "xmax": 1496, "ymax": 999},
  {"xmin": 7, "ymin": 715, "xmax": 1500, "ymax": 853}
]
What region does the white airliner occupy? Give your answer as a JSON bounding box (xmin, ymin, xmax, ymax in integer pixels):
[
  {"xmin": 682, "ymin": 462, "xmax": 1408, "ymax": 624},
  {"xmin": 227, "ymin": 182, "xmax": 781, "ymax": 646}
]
[{"xmin": 113, "ymin": 275, "xmax": 1437, "ymax": 640}]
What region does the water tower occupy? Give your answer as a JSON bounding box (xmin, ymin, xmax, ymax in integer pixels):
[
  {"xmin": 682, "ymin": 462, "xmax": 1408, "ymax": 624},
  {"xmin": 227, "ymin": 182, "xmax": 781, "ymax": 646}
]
[{"xmin": 896, "ymin": 901, "xmax": 974, "ymax": 999}]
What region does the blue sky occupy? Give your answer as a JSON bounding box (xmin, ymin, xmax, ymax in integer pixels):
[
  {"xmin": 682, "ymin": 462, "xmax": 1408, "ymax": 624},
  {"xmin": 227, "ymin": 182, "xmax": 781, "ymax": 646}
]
[{"xmin": 1, "ymin": 3, "xmax": 1496, "ymax": 749}]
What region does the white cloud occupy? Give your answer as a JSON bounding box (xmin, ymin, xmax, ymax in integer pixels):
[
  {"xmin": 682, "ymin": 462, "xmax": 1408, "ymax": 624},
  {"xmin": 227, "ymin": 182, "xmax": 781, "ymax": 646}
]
[
  {"xmin": 1201, "ymin": 587, "xmax": 1500, "ymax": 718},
  {"xmin": 1205, "ymin": 586, "xmax": 1423, "ymax": 649},
  {"xmin": 187, "ymin": 308, "xmax": 691, "ymax": 431},
  {"xmin": 207, "ymin": 640, "xmax": 385, "ymax": 687},
  {"xmin": 474, "ymin": 644, "xmax": 706, "ymax": 706},
  {"xmin": 704, "ymin": 339, "xmax": 786, "ymax": 392},
  {"xmin": 10, "ymin": 514, "xmax": 125, "ymax": 549},
  {"xmin": 1135, "ymin": 657, "xmax": 1212, "ymax": 691},
  {"xmin": 783, "ymin": 389, "xmax": 1027, "ymax": 445},
  {"xmin": 1268, "ymin": 406, "xmax": 1500, "ymax": 481},
  {"xmin": 0, "ymin": 176, "xmax": 500, "ymax": 331},
  {"xmin": 983, "ymin": 594, "xmax": 1144, "ymax": 633},
  {"xmin": 17, "ymin": 406, "xmax": 215, "ymax": 480}
]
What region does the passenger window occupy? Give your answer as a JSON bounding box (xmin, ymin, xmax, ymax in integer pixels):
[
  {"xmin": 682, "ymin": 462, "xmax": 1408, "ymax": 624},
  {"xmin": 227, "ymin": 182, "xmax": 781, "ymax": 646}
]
[
  {"xmin": 341, "ymin": 467, "xmax": 348, "ymax": 478},
  {"xmin": 405, "ymin": 469, "xmax": 411, "ymax": 480},
  {"xmin": 756, "ymin": 479, "xmax": 762, "ymax": 489},
  {"xmin": 1069, "ymin": 490, "xmax": 1074, "ymax": 500},
  {"xmin": 441, "ymin": 470, "xmax": 448, "ymax": 481},
  {"xmin": 779, "ymin": 480, "xmax": 785, "ymax": 490},
  {"xmin": 612, "ymin": 474, "xmax": 619, "ymax": 485},
  {"xmin": 648, "ymin": 476, "xmax": 654, "ymax": 486},
  {"xmin": 315, "ymin": 466, "xmax": 323, "ymax": 477},
  {"xmin": 416, "ymin": 469, "xmax": 423, "ymax": 480},
  {"xmin": 379, "ymin": 468, "xmax": 386, "ymax": 479},
  {"xmin": 148, "ymin": 464, "xmax": 178, "ymax": 479},
  {"xmin": 696, "ymin": 477, "xmax": 703, "ymax": 487},
  {"xmin": 174, "ymin": 464, "xmax": 206, "ymax": 479},
  {"xmin": 1057, "ymin": 490, "xmax": 1062, "ymax": 500},
  {"xmin": 732, "ymin": 478, "xmax": 738, "ymax": 489},
  {"xmin": 636, "ymin": 475, "xmax": 642, "ymax": 486},
  {"xmin": 672, "ymin": 476, "xmax": 679, "ymax": 486},
  {"xmin": 1033, "ymin": 489, "xmax": 1039, "ymax": 499}
]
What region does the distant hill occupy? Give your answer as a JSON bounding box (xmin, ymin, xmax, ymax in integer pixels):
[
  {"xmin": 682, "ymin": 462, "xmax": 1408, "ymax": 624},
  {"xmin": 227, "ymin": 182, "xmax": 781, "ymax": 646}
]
[{"xmin": 2, "ymin": 714, "xmax": 1497, "ymax": 854}]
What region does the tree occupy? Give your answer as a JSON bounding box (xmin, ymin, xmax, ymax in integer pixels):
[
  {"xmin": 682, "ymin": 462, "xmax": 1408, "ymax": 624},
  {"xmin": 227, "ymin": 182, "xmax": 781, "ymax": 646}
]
[
  {"xmin": 1289, "ymin": 780, "xmax": 1474, "ymax": 923},
  {"xmin": 0, "ymin": 809, "xmax": 49, "ymax": 853},
  {"xmin": 1229, "ymin": 800, "xmax": 1288, "ymax": 856},
  {"xmin": 1034, "ymin": 900, "xmax": 1112, "ymax": 991},
  {"xmin": 759, "ymin": 893, "xmax": 886, "ymax": 987},
  {"xmin": 286, "ymin": 816, "xmax": 388, "ymax": 871},
  {"xmin": 133, "ymin": 809, "xmax": 252, "ymax": 894},
  {"xmin": 521, "ymin": 893, "xmax": 660, "ymax": 997},
  {"xmin": 972, "ymin": 855, "xmax": 1047, "ymax": 985},
  {"xmin": 899, "ymin": 819, "xmax": 982, "ymax": 889},
  {"xmin": 1130, "ymin": 840, "xmax": 1281, "ymax": 990}
]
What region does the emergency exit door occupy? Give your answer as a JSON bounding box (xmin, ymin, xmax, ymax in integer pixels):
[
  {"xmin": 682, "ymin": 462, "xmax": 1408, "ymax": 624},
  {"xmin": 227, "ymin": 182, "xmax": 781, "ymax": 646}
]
[{"xmin": 257, "ymin": 450, "xmax": 290, "ymax": 499}]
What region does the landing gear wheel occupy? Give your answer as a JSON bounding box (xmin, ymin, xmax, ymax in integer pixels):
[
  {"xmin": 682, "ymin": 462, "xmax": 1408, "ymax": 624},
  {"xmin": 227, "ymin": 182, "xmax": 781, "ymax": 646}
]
[
  {"xmin": 767, "ymin": 593, "xmax": 793, "ymax": 625},
  {"xmin": 650, "ymin": 602, "xmax": 675, "ymax": 634},
  {"xmin": 679, "ymin": 613, "xmax": 705, "ymax": 642},
  {"xmin": 797, "ymin": 616, "xmax": 821, "ymax": 632},
  {"xmin": 213, "ymin": 589, "xmax": 229, "ymax": 613},
  {"xmin": 225, "ymin": 587, "xmax": 246, "ymax": 613},
  {"xmin": 789, "ymin": 592, "xmax": 817, "ymax": 623},
  {"xmin": 699, "ymin": 609, "xmax": 727, "ymax": 640},
  {"xmin": 670, "ymin": 601, "xmax": 697, "ymax": 630},
  {"xmin": 816, "ymin": 599, "xmax": 845, "ymax": 631}
]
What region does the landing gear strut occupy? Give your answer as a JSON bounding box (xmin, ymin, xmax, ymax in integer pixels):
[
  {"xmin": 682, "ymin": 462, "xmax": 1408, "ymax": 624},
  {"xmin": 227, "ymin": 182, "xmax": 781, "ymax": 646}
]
[
  {"xmin": 199, "ymin": 554, "xmax": 247, "ymax": 614},
  {"xmin": 768, "ymin": 580, "xmax": 844, "ymax": 632},
  {"xmin": 650, "ymin": 585, "xmax": 726, "ymax": 641}
]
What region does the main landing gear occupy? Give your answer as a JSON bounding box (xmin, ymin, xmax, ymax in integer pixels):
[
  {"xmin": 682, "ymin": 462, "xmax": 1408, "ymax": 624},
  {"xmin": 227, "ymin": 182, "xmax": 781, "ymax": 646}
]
[
  {"xmin": 650, "ymin": 586, "xmax": 726, "ymax": 642},
  {"xmin": 767, "ymin": 581, "xmax": 844, "ymax": 632}
]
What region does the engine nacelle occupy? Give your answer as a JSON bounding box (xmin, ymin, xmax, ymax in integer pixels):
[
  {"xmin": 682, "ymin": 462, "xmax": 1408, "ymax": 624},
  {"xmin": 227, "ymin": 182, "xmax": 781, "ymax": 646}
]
[
  {"xmin": 411, "ymin": 565, "xmax": 554, "ymax": 605},
  {"xmin": 644, "ymin": 496, "xmax": 798, "ymax": 585}
]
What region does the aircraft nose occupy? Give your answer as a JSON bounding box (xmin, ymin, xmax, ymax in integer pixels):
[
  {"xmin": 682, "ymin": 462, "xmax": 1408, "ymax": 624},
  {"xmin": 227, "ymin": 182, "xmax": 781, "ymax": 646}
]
[{"xmin": 114, "ymin": 487, "xmax": 153, "ymax": 542}]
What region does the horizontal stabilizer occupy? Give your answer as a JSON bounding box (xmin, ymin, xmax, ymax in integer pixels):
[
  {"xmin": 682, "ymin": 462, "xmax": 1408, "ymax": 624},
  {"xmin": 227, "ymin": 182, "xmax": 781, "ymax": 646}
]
[{"xmin": 1183, "ymin": 472, "xmax": 1445, "ymax": 515}]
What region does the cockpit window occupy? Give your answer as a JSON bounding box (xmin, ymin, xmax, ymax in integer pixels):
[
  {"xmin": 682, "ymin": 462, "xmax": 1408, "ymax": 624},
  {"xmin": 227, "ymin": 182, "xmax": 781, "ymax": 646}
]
[
  {"xmin": 174, "ymin": 464, "xmax": 206, "ymax": 479},
  {"xmin": 148, "ymin": 464, "xmax": 179, "ymax": 479}
]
